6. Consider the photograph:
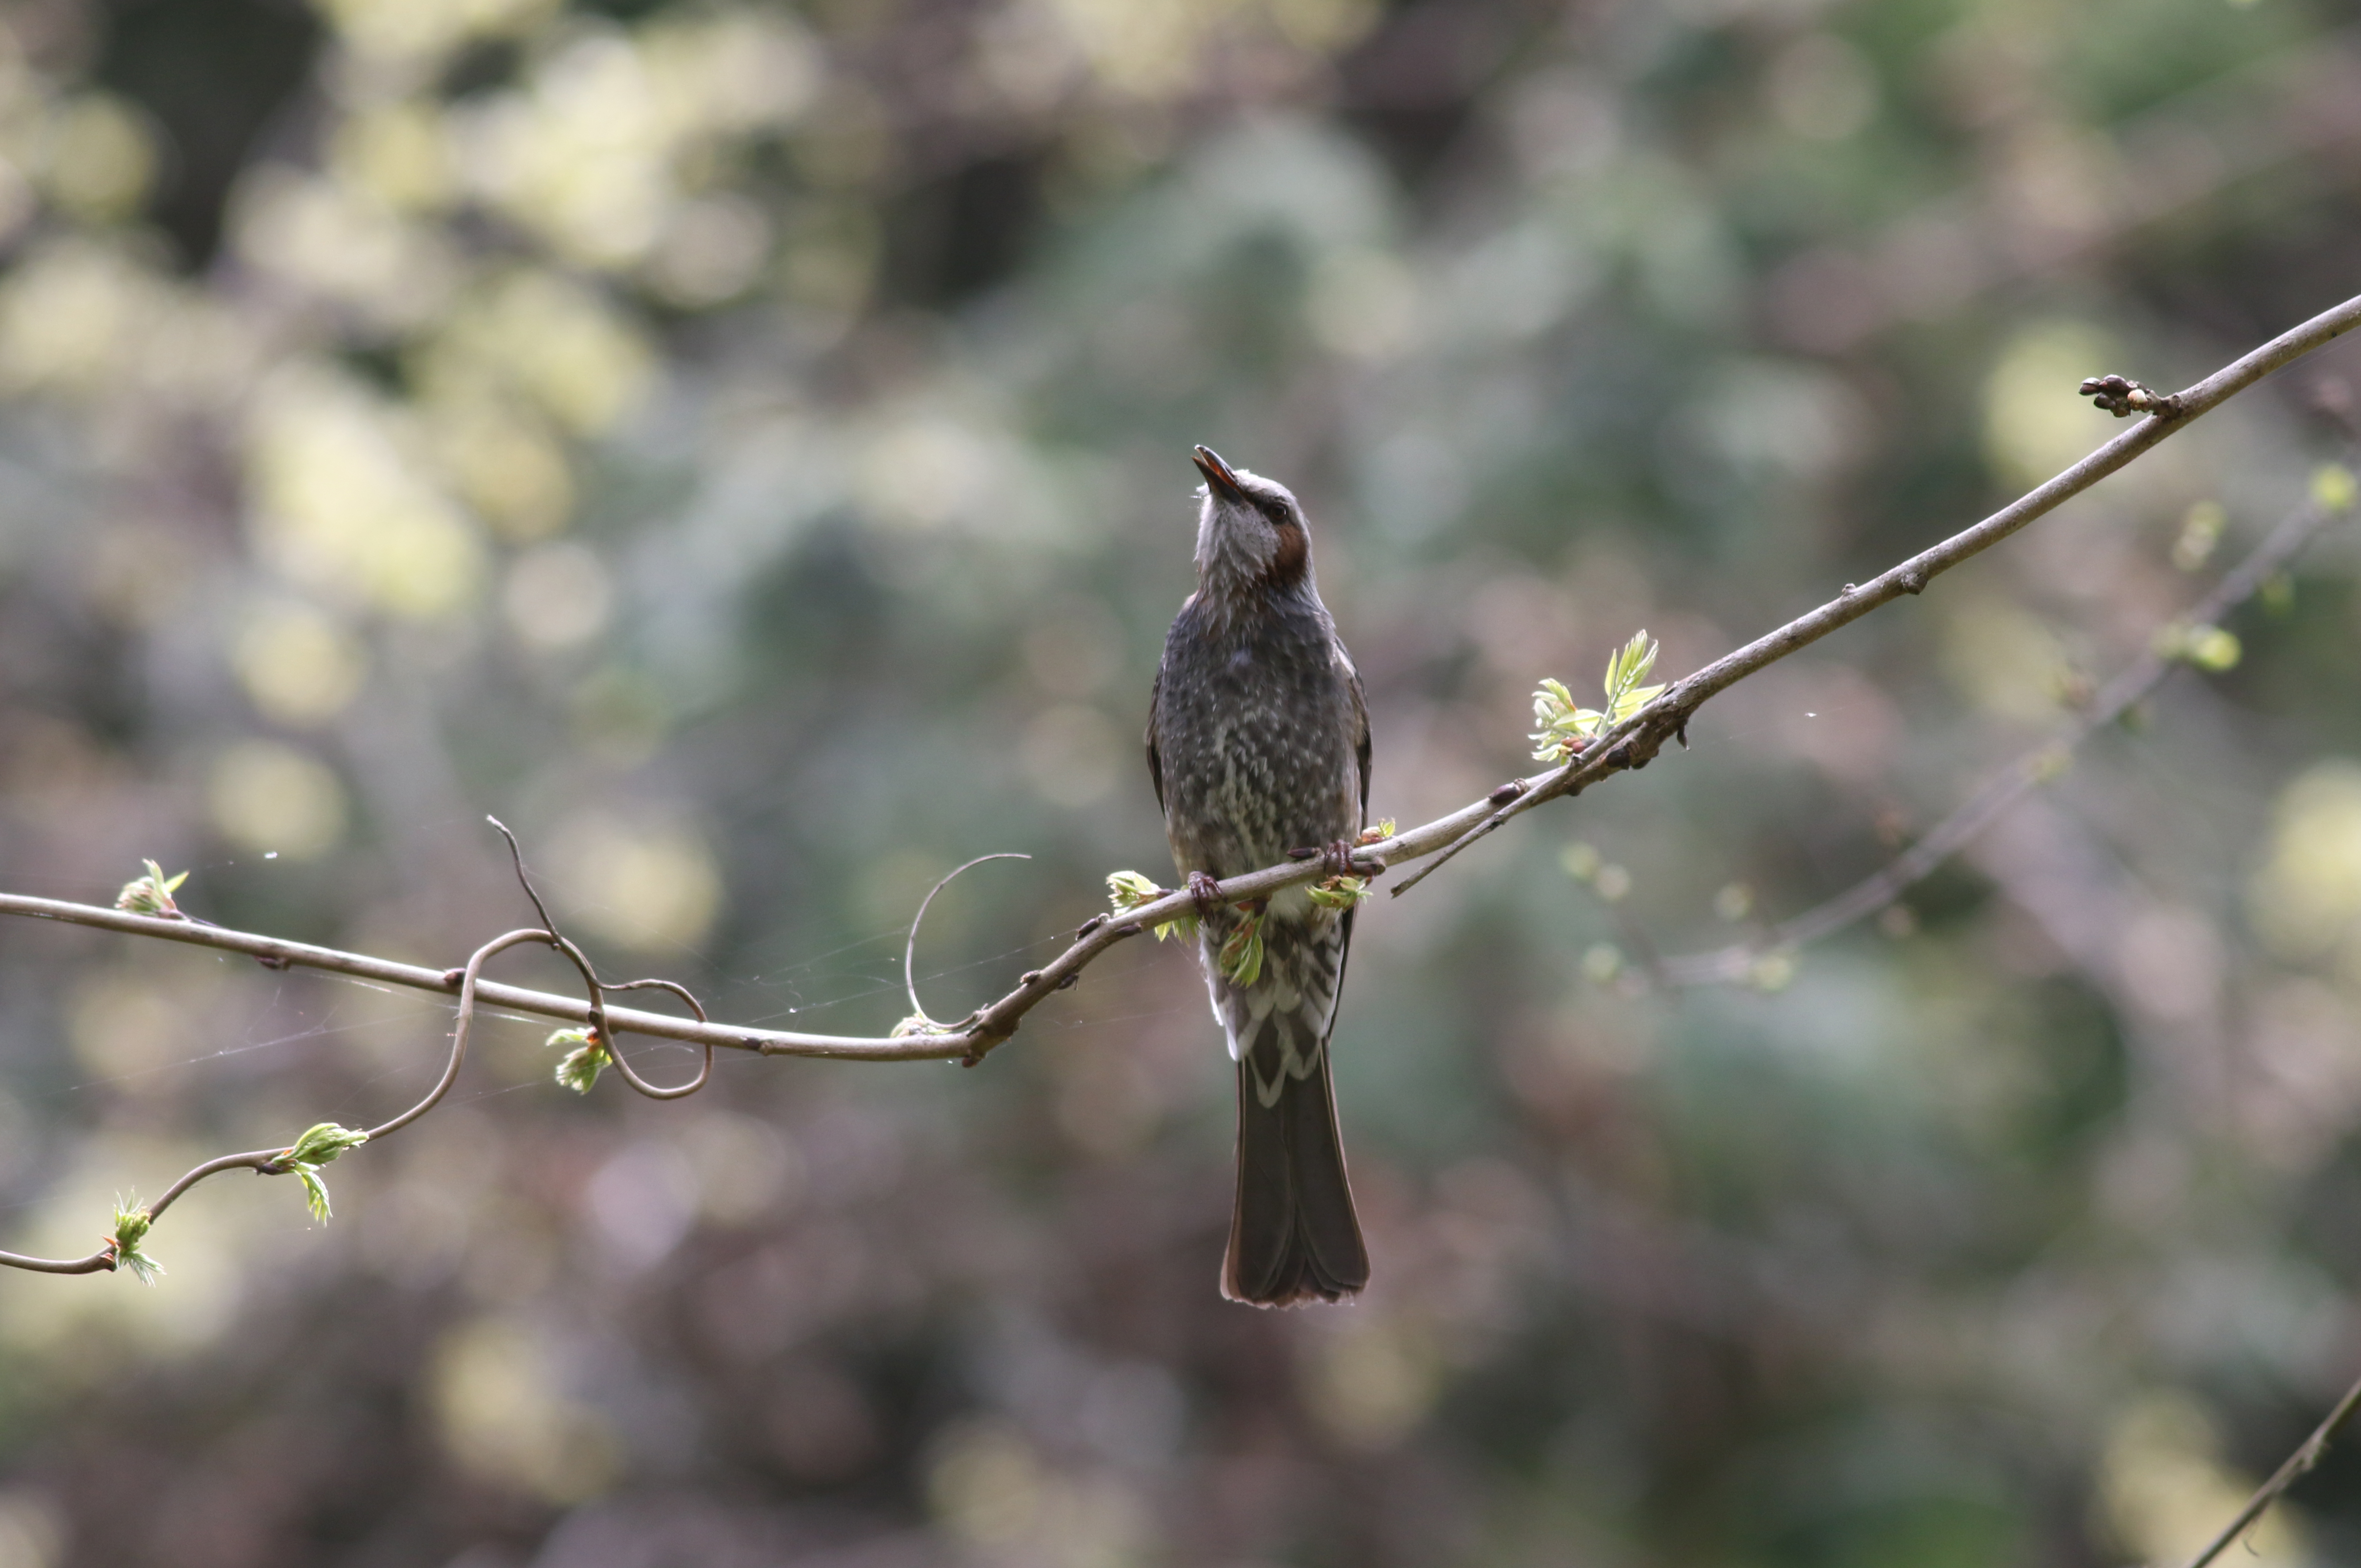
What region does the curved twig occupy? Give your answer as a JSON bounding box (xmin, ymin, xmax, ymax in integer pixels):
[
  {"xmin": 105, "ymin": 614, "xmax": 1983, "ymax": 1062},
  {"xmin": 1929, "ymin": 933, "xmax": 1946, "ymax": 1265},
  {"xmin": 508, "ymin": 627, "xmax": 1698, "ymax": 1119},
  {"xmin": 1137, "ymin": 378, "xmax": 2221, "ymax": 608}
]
[
  {"xmin": 0, "ymin": 925, "xmax": 564, "ymax": 1276},
  {"xmin": 902, "ymin": 853, "xmax": 1031, "ymax": 1026},
  {"xmin": 589, "ymin": 967, "xmax": 714, "ymax": 1101},
  {"xmin": 367, "ymin": 927, "xmax": 554, "ymax": 1139}
]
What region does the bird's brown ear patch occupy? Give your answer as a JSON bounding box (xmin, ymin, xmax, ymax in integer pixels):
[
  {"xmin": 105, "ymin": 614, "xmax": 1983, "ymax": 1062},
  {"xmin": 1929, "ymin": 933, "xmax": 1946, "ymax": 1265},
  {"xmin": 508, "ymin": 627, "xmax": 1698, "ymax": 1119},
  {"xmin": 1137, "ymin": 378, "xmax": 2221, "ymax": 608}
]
[{"xmin": 1265, "ymin": 519, "xmax": 1308, "ymax": 585}]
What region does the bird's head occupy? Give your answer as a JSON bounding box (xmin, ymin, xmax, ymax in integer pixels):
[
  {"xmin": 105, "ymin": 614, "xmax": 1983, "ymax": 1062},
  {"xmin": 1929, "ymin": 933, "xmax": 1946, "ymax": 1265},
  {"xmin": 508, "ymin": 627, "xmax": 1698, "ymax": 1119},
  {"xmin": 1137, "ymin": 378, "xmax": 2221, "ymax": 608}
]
[{"xmin": 1191, "ymin": 445, "xmax": 1312, "ymax": 604}]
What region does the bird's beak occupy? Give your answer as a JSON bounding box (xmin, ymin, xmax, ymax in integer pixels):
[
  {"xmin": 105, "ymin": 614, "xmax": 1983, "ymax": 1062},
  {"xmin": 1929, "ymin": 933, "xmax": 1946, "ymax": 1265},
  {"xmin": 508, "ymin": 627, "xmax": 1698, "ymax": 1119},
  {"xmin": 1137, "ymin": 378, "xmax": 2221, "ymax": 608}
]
[{"xmin": 1193, "ymin": 445, "xmax": 1245, "ymax": 500}]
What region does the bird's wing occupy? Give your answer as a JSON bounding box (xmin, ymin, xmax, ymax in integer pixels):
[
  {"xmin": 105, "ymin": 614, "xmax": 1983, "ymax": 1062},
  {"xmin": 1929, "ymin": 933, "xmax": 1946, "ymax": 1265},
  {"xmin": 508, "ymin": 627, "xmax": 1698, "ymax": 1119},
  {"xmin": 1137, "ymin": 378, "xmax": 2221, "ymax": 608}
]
[{"xmin": 1145, "ymin": 663, "xmax": 1166, "ymax": 814}]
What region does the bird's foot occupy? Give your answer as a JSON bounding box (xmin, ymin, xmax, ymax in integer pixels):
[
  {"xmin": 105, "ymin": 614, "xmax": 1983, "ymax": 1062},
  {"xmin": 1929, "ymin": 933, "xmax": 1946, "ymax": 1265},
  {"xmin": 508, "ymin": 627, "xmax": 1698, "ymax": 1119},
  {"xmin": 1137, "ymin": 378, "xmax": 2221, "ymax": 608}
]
[
  {"xmin": 1187, "ymin": 871, "xmax": 1225, "ymax": 920},
  {"xmin": 1319, "ymin": 839, "xmax": 1367, "ymax": 880}
]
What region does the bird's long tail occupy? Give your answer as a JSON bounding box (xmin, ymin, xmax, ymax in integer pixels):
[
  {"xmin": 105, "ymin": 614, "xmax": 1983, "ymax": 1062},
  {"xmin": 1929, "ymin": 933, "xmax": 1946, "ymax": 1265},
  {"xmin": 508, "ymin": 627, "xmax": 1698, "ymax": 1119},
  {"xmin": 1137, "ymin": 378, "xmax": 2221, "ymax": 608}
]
[{"xmin": 1224, "ymin": 1016, "xmax": 1369, "ymax": 1306}]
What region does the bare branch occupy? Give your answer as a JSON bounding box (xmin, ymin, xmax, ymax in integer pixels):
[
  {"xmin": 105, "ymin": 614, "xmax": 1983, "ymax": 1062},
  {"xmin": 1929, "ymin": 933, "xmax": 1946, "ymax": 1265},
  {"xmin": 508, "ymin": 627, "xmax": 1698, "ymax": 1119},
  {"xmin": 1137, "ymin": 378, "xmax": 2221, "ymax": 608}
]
[
  {"xmin": 2170, "ymin": 1367, "xmax": 2361, "ymax": 1568},
  {"xmin": 0, "ymin": 924, "xmax": 590, "ymax": 1276},
  {"xmin": 1663, "ymin": 469, "xmax": 2353, "ymax": 984},
  {"xmin": 1389, "ymin": 288, "xmax": 2361, "ymax": 895}
]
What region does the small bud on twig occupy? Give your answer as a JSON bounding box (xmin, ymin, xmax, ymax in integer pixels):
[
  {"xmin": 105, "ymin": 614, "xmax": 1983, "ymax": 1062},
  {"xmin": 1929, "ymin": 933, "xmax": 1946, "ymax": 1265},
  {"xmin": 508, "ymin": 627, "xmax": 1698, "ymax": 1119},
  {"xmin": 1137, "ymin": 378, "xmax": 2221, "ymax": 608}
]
[{"xmin": 115, "ymin": 860, "xmax": 189, "ymax": 918}]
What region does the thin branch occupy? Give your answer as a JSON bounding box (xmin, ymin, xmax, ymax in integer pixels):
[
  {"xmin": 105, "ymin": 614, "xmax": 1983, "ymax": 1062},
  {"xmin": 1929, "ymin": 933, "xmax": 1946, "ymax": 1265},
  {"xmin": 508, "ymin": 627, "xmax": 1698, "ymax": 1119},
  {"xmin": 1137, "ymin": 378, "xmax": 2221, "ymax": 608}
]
[
  {"xmin": 2, "ymin": 290, "xmax": 2358, "ymax": 1278},
  {"xmin": 1662, "ymin": 475, "xmax": 2352, "ymax": 984},
  {"xmin": 1388, "ymin": 288, "xmax": 2361, "ymax": 896},
  {"xmin": 2171, "ymin": 1366, "xmax": 2361, "ymax": 1568},
  {"xmin": 0, "ymin": 923, "xmax": 593, "ymax": 1275}
]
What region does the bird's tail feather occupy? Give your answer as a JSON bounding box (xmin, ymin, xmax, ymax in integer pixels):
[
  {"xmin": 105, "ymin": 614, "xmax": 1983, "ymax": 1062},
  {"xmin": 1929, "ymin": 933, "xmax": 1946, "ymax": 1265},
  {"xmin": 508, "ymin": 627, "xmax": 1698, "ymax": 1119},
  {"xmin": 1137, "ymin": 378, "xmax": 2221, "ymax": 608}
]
[{"xmin": 1223, "ymin": 1027, "xmax": 1368, "ymax": 1307}]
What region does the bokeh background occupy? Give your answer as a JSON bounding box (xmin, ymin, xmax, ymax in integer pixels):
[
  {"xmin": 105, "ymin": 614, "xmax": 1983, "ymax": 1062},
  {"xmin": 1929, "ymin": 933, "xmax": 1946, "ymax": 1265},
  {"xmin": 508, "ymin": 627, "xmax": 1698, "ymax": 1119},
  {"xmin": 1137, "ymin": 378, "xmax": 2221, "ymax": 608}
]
[{"xmin": 1, "ymin": 0, "xmax": 2361, "ymax": 1562}]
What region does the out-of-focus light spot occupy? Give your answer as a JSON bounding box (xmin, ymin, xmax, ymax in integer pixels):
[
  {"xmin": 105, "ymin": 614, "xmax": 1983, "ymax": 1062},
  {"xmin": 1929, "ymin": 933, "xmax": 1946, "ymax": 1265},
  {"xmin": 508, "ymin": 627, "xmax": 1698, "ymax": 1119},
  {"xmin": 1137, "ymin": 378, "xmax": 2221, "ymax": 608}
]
[
  {"xmin": 857, "ymin": 417, "xmax": 999, "ymax": 531},
  {"xmin": 41, "ymin": 94, "xmax": 155, "ymax": 224},
  {"xmin": 640, "ymin": 10, "xmax": 823, "ymax": 138},
  {"xmin": 431, "ymin": 1315, "xmax": 620, "ymax": 1504},
  {"xmin": 569, "ymin": 666, "xmax": 668, "ymax": 765},
  {"xmin": 133, "ymin": 292, "xmax": 264, "ymax": 406},
  {"xmin": 1307, "ymin": 249, "xmax": 1417, "ymax": 360},
  {"xmin": 231, "ymin": 600, "xmax": 367, "ymax": 727},
  {"xmin": 232, "ymin": 164, "xmax": 459, "ymax": 328},
  {"xmin": 67, "ymin": 970, "xmax": 178, "ymax": 1084},
  {"xmin": 549, "ymin": 809, "xmax": 721, "ymax": 952},
  {"xmin": 1021, "ymin": 704, "xmax": 1120, "ymax": 807},
  {"xmin": 246, "ymin": 364, "xmax": 485, "ymax": 618},
  {"xmin": 313, "ymin": 0, "xmax": 559, "ymax": 68},
  {"xmin": 0, "ymin": 239, "xmax": 160, "ymax": 397},
  {"xmin": 1766, "ymin": 34, "xmax": 1880, "ymax": 141},
  {"xmin": 0, "ymin": 1139, "xmax": 248, "ymax": 1357},
  {"xmin": 1268, "ymin": 0, "xmax": 1380, "ymax": 52},
  {"xmin": 0, "ymin": 1490, "xmax": 64, "ymax": 1568},
  {"xmin": 1714, "ymin": 881, "xmax": 1754, "ymax": 920},
  {"xmin": 2172, "ymin": 499, "xmax": 2226, "ymax": 570},
  {"xmin": 2116, "ymin": 905, "xmax": 2221, "ymax": 1021},
  {"xmin": 976, "ymin": 2, "xmax": 1087, "ymax": 111},
  {"xmin": 454, "ymin": 32, "xmax": 670, "ymax": 269},
  {"xmin": 1685, "ymin": 359, "xmax": 1869, "ymax": 483},
  {"xmin": 503, "ymin": 541, "xmax": 612, "ymax": 652},
  {"xmin": 2099, "ymin": 1394, "xmax": 2305, "ymax": 1566},
  {"xmin": 1939, "ymin": 599, "xmax": 2068, "ymax": 722},
  {"xmin": 329, "ymin": 100, "xmax": 452, "ymax": 213},
  {"xmin": 683, "ymin": 1112, "xmax": 805, "ymax": 1228},
  {"xmin": 418, "ymin": 270, "xmax": 654, "ymax": 437},
  {"xmin": 926, "ymin": 1419, "xmax": 1154, "ymax": 1565},
  {"xmin": 1042, "ymin": 0, "xmax": 1222, "ymax": 100},
  {"xmin": 1022, "ymin": 598, "xmax": 1126, "ymax": 698},
  {"xmin": 2251, "ymin": 761, "xmax": 2361, "ymax": 961},
  {"xmin": 643, "ymin": 193, "xmax": 771, "ymax": 307},
  {"xmin": 585, "ymin": 1140, "xmax": 700, "ymax": 1270},
  {"xmin": 1300, "ymin": 1313, "xmax": 1441, "ymax": 1449},
  {"xmin": 208, "ymin": 739, "xmax": 348, "ymax": 859},
  {"xmin": 928, "ymin": 1420, "xmax": 1046, "ymax": 1547},
  {"xmin": 1983, "ymin": 320, "xmax": 2117, "ymax": 487},
  {"xmin": 427, "ymin": 399, "xmax": 575, "ymax": 542}
]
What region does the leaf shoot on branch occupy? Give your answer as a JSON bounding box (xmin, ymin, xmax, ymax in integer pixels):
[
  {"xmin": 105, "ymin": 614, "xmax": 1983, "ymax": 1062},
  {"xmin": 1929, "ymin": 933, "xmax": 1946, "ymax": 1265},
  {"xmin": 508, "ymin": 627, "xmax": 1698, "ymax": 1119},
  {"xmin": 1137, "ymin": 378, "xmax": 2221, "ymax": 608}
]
[
  {"xmin": 108, "ymin": 1199, "xmax": 161, "ymax": 1285},
  {"xmin": 114, "ymin": 860, "xmax": 188, "ymax": 918},
  {"xmin": 278, "ymin": 1123, "xmax": 369, "ymax": 1223},
  {"xmin": 1531, "ymin": 631, "xmax": 1665, "ymax": 763},
  {"xmin": 1107, "ymin": 870, "xmax": 1199, "ymax": 942},
  {"xmin": 546, "ymin": 1027, "xmax": 610, "ymax": 1094}
]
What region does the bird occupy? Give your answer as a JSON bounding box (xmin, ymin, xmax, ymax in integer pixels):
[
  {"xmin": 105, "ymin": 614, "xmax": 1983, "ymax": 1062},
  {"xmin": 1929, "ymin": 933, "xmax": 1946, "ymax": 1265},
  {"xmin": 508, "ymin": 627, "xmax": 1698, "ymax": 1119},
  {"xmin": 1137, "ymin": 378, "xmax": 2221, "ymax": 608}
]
[{"xmin": 1145, "ymin": 445, "xmax": 1372, "ymax": 1306}]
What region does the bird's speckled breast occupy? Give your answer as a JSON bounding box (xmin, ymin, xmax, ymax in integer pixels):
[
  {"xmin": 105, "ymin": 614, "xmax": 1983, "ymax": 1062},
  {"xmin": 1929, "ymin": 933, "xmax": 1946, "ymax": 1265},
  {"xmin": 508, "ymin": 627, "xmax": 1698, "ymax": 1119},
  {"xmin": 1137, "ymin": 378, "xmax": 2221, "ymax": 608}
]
[{"xmin": 1153, "ymin": 596, "xmax": 1361, "ymax": 880}]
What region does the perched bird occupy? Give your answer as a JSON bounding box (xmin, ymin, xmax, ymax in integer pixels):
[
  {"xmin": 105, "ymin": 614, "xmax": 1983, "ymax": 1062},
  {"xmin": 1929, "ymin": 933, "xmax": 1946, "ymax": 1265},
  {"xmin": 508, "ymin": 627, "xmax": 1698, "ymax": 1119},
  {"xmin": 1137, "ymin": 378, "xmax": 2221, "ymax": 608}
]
[{"xmin": 1146, "ymin": 446, "xmax": 1371, "ymax": 1306}]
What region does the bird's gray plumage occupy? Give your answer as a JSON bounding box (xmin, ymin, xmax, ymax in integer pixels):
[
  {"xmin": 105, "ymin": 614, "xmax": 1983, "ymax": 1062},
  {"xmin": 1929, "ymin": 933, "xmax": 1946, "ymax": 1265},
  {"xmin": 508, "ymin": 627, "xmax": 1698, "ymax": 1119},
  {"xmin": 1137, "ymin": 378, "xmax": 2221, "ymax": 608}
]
[{"xmin": 1146, "ymin": 446, "xmax": 1371, "ymax": 1306}]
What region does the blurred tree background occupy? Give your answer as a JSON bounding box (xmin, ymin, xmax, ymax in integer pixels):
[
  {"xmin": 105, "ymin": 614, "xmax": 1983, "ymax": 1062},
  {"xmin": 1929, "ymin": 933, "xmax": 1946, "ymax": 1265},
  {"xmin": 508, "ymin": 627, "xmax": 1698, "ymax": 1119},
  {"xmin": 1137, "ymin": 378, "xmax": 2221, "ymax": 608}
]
[{"xmin": 0, "ymin": 0, "xmax": 2360, "ymax": 1561}]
